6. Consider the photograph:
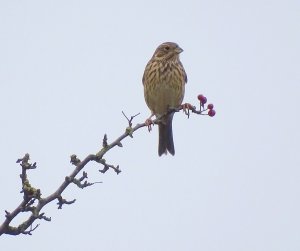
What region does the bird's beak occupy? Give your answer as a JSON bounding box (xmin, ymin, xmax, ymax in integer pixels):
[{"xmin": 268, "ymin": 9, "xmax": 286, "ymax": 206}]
[{"xmin": 175, "ymin": 47, "xmax": 183, "ymax": 54}]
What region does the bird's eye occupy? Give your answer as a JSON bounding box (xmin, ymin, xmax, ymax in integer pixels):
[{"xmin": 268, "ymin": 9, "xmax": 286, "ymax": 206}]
[{"xmin": 164, "ymin": 46, "xmax": 170, "ymax": 51}]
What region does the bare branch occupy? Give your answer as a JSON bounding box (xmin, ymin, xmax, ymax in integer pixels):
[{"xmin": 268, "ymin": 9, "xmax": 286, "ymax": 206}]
[{"xmin": 0, "ymin": 96, "xmax": 215, "ymax": 236}]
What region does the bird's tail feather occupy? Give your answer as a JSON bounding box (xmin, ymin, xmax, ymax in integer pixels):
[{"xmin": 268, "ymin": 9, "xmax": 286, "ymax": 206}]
[{"xmin": 158, "ymin": 114, "xmax": 175, "ymax": 156}]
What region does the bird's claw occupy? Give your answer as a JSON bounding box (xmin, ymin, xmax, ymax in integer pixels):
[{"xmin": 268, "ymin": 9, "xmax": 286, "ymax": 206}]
[
  {"xmin": 145, "ymin": 118, "xmax": 154, "ymax": 132},
  {"xmin": 181, "ymin": 103, "xmax": 194, "ymax": 118}
]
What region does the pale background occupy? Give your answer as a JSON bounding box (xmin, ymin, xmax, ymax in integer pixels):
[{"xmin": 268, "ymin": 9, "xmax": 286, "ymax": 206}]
[{"xmin": 1, "ymin": 0, "xmax": 299, "ymax": 250}]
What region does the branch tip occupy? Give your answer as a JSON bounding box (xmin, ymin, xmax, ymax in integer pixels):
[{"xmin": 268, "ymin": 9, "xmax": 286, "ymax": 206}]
[
  {"xmin": 122, "ymin": 111, "xmax": 140, "ymax": 127},
  {"xmin": 57, "ymin": 196, "xmax": 76, "ymax": 209},
  {"xmin": 102, "ymin": 134, "xmax": 108, "ymax": 148},
  {"xmin": 70, "ymin": 154, "xmax": 81, "ymax": 166}
]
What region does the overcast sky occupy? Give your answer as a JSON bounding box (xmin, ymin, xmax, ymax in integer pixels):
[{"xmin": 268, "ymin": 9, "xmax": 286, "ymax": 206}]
[{"xmin": 1, "ymin": 0, "xmax": 299, "ymax": 250}]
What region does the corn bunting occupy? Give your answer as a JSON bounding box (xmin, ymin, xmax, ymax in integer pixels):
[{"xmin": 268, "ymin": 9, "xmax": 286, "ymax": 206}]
[{"xmin": 143, "ymin": 42, "xmax": 187, "ymax": 156}]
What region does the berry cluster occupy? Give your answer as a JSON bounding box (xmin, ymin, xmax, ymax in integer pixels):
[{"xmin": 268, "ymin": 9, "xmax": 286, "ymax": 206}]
[{"xmin": 197, "ymin": 94, "xmax": 216, "ymax": 117}]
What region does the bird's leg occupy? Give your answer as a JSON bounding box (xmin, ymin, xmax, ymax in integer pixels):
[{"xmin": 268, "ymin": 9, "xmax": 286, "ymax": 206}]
[{"xmin": 145, "ymin": 113, "xmax": 155, "ymax": 132}]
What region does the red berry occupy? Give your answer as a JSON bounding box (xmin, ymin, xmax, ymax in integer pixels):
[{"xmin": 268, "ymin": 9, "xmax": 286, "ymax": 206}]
[
  {"xmin": 197, "ymin": 94, "xmax": 204, "ymax": 101},
  {"xmin": 207, "ymin": 104, "xmax": 214, "ymax": 110},
  {"xmin": 208, "ymin": 109, "xmax": 216, "ymax": 117},
  {"xmin": 197, "ymin": 94, "xmax": 207, "ymax": 104}
]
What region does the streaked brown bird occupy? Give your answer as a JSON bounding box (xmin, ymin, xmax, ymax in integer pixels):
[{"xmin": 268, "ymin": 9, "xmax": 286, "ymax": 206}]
[{"xmin": 143, "ymin": 42, "xmax": 187, "ymax": 156}]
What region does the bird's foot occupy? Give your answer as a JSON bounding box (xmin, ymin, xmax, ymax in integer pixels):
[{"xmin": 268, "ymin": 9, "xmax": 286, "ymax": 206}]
[
  {"xmin": 145, "ymin": 118, "xmax": 154, "ymax": 132},
  {"xmin": 181, "ymin": 103, "xmax": 195, "ymax": 118}
]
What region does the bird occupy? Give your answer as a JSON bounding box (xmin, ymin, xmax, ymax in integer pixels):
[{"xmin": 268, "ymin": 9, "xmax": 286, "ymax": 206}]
[{"xmin": 143, "ymin": 42, "xmax": 187, "ymax": 156}]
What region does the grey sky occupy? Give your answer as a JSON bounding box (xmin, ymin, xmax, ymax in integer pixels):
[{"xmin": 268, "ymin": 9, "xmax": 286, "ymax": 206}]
[{"xmin": 1, "ymin": 0, "xmax": 299, "ymax": 250}]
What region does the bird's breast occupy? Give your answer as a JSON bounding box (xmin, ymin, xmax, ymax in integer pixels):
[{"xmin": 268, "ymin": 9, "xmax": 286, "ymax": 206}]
[{"xmin": 144, "ymin": 62, "xmax": 185, "ymax": 116}]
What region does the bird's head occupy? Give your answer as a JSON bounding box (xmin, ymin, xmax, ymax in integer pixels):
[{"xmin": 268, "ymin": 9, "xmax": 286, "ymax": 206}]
[{"xmin": 152, "ymin": 42, "xmax": 183, "ymax": 61}]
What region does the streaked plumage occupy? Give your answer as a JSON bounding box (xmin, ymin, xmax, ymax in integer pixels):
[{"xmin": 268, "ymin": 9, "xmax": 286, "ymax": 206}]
[{"xmin": 143, "ymin": 42, "xmax": 187, "ymax": 156}]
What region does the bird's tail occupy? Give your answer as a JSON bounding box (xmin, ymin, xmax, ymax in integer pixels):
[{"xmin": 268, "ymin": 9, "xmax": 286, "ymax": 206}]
[{"xmin": 158, "ymin": 114, "xmax": 175, "ymax": 156}]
